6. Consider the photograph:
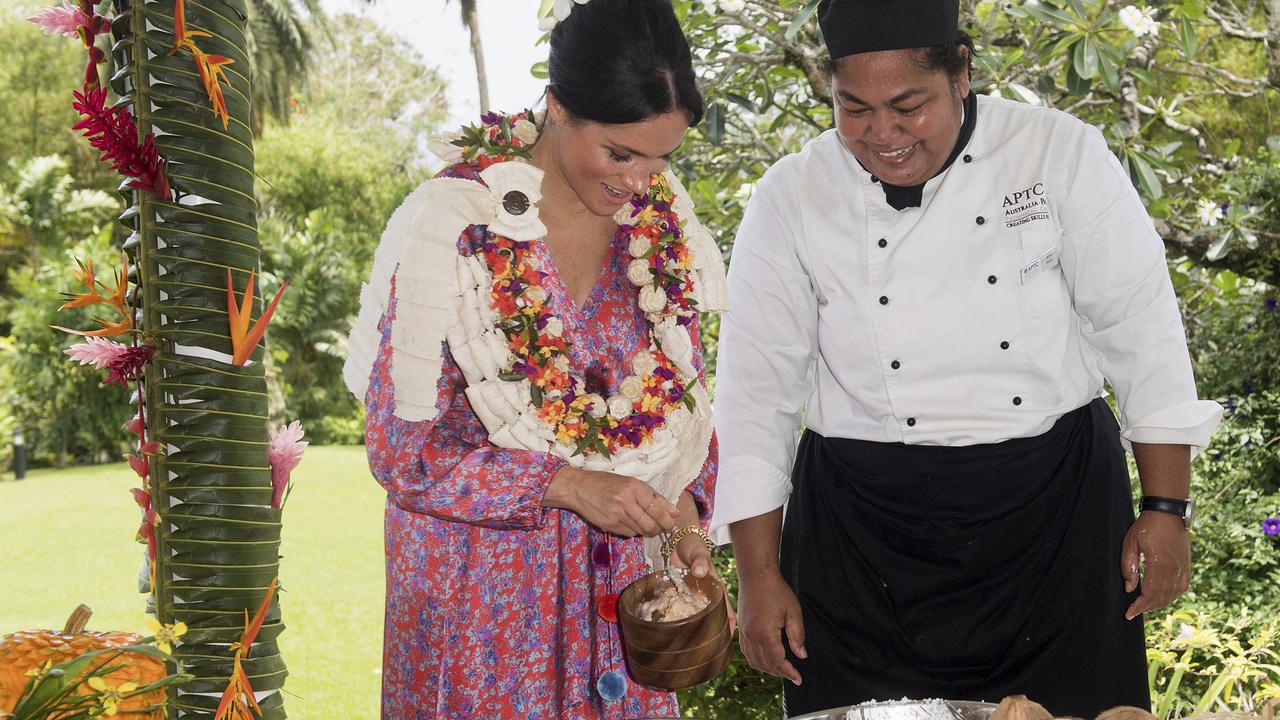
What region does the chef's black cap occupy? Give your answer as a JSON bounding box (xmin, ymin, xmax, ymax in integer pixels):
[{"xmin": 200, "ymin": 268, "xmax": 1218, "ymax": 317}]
[{"xmin": 818, "ymin": 0, "xmax": 960, "ymax": 60}]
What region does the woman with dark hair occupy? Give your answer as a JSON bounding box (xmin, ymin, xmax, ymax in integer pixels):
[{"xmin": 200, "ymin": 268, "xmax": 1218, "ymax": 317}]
[{"xmin": 342, "ymin": 0, "xmax": 726, "ymax": 717}]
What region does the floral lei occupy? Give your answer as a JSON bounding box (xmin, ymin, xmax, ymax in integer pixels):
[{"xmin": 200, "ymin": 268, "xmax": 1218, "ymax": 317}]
[{"xmin": 455, "ymin": 111, "xmax": 700, "ymax": 458}]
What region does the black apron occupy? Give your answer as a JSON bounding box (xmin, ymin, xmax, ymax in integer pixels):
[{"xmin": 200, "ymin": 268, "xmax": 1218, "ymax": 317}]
[{"xmin": 780, "ymin": 399, "xmax": 1149, "ymax": 717}]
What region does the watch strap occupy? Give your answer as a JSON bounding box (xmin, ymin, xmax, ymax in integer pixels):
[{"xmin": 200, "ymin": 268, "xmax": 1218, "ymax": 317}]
[{"xmin": 1140, "ymin": 495, "xmax": 1193, "ymax": 528}]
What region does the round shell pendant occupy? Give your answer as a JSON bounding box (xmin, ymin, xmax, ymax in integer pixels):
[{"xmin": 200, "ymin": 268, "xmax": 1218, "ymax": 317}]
[
  {"xmin": 502, "ymin": 190, "xmax": 530, "ymax": 216},
  {"xmin": 596, "ymin": 669, "xmax": 627, "ymax": 702}
]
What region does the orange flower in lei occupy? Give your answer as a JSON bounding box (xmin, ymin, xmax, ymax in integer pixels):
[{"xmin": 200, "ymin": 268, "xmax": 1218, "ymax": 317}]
[{"xmin": 463, "ymin": 112, "xmax": 700, "ymax": 458}]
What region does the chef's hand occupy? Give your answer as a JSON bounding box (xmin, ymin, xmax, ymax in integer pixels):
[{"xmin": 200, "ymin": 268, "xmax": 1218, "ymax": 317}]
[
  {"xmin": 1121, "ymin": 510, "xmax": 1192, "ymax": 621},
  {"xmin": 737, "ymin": 570, "xmax": 806, "ymax": 685},
  {"xmin": 544, "ymin": 467, "xmax": 679, "ymax": 537}
]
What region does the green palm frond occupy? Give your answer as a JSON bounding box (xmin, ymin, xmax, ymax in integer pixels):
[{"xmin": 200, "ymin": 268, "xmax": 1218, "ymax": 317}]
[{"xmin": 109, "ymin": 0, "xmax": 287, "ymax": 716}]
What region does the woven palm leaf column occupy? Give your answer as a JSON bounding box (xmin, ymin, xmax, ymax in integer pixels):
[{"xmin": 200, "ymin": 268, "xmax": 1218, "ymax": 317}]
[{"xmin": 108, "ymin": 0, "xmax": 287, "ymax": 716}]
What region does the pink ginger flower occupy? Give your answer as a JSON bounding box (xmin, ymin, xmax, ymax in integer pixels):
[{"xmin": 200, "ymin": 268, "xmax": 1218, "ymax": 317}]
[
  {"xmin": 268, "ymin": 421, "xmax": 307, "ymax": 509},
  {"xmin": 64, "ymin": 337, "xmax": 129, "ymax": 369},
  {"xmin": 28, "ymin": 1, "xmax": 91, "ymax": 38}
]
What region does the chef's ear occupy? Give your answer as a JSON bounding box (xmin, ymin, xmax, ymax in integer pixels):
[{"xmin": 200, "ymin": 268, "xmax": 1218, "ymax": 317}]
[{"xmin": 955, "ymin": 45, "xmax": 971, "ymax": 99}]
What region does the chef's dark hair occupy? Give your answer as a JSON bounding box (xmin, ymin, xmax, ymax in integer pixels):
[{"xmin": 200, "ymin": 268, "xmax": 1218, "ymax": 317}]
[
  {"xmin": 827, "ymin": 31, "xmax": 977, "ymax": 84},
  {"xmin": 547, "ymin": 0, "xmax": 704, "ymax": 126},
  {"xmin": 913, "ymin": 31, "xmax": 976, "ymax": 80}
]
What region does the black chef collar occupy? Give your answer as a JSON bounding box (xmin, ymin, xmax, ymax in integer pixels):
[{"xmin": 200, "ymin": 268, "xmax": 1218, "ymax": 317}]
[{"xmin": 866, "ymin": 90, "xmax": 977, "ymax": 211}]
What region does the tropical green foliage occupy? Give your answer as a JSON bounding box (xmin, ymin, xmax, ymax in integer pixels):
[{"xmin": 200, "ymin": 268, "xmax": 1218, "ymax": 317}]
[
  {"xmin": 252, "ymin": 12, "xmax": 444, "ymax": 442},
  {"xmin": 1, "ymin": 229, "xmax": 132, "ymax": 469}
]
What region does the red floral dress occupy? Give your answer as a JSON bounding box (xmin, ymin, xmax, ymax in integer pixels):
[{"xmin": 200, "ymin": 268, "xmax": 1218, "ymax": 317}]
[{"xmin": 363, "ymin": 163, "xmax": 718, "ymax": 719}]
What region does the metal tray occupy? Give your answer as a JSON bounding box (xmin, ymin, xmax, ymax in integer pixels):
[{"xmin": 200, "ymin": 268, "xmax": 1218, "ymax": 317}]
[{"xmin": 789, "ymin": 699, "xmax": 999, "ymax": 720}]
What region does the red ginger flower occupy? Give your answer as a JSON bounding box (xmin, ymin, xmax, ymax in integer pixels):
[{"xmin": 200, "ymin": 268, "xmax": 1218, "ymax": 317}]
[
  {"xmin": 72, "ymin": 86, "xmax": 172, "ymax": 200},
  {"xmin": 103, "ymin": 344, "xmax": 156, "ymax": 386}
]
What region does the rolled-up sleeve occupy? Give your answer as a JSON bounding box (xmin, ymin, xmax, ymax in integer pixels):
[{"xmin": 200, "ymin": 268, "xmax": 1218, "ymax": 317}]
[
  {"xmin": 1057, "ymin": 125, "xmax": 1222, "ymax": 457},
  {"xmin": 709, "ymin": 173, "xmax": 820, "ymax": 543}
]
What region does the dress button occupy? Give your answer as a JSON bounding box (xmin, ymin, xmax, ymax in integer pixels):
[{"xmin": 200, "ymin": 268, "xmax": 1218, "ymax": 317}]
[
  {"xmin": 963, "ymin": 154, "xmax": 973, "ymax": 163},
  {"xmin": 1013, "ymin": 396, "xmax": 1023, "ymax": 406},
  {"xmin": 878, "ymin": 238, "xmax": 888, "ymax": 248},
  {"xmin": 906, "ymin": 417, "xmax": 917, "ymax": 427},
  {"xmin": 871, "ymin": 175, "xmax": 880, "ymax": 184},
  {"xmin": 988, "ymin": 275, "xmax": 998, "ymax": 284},
  {"xmin": 879, "ymin": 295, "xmax": 889, "ymax": 305},
  {"xmin": 891, "ymin": 360, "xmax": 901, "ymax": 370},
  {"xmin": 1000, "ymin": 340, "xmax": 1010, "ymax": 350},
  {"xmin": 976, "ymin": 216, "xmax": 986, "ymax": 225}
]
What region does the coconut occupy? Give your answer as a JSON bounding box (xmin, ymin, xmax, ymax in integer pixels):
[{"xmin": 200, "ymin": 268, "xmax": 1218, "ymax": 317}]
[
  {"xmin": 991, "ymin": 695, "xmax": 1054, "ymax": 720},
  {"xmin": 1096, "ymin": 707, "xmax": 1157, "ymax": 720}
]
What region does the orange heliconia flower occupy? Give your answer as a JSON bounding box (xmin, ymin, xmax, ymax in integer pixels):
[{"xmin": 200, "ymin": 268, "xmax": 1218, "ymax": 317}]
[
  {"xmin": 53, "ymin": 254, "xmax": 133, "ymax": 337},
  {"xmin": 215, "ymin": 578, "xmax": 278, "ymax": 720},
  {"xmin": 169, "ymin": 0, "xmax": 233, "ymax": 129}
]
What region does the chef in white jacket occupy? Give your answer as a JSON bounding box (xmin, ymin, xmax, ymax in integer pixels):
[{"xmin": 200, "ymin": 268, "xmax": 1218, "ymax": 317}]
[{"xmin": 710, "ymin": 0, "xmax": 1223, "ymax": 715}]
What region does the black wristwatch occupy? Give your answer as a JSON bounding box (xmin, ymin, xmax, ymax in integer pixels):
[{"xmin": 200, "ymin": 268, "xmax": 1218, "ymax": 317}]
[{"xmin": 1140, "ymin": 495, "xmax": 1196, "ymax": 530}]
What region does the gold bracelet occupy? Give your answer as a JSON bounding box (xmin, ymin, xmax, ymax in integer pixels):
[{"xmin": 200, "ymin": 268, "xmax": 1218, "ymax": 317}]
[{"xmin": 661, "ymin": 525, "xmax": 716, "ymax": 564}]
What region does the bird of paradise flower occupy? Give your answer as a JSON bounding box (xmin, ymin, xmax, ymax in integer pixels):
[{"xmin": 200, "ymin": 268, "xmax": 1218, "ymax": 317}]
[{"xmin": 226, "ymin": 268, "xmax": 289, "ymax": 366}]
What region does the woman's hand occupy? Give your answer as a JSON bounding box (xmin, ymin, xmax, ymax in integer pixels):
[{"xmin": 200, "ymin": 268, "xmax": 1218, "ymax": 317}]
[
  {"xmin": 544, "ymin": 466, "xmax": 679, "ymax": 537},
  {"xmin": 665, "ymin": 493, "xmax": 736, "ymax": 634}
]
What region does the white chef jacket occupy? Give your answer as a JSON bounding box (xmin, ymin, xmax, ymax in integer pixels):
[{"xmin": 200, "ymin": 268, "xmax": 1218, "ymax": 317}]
[{"xmin": 709, "ymin": 95, "xmax": 1223, "ymax": 540}]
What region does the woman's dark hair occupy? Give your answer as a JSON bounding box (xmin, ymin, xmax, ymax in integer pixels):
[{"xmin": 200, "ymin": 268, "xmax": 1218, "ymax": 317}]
[
  {"xmin": 548, "ymin": 0, "xmax": 704, "ymax": 126},
  {"xmin": 826, "ymin": 31, "xmax": 977, "ymax": 84}
]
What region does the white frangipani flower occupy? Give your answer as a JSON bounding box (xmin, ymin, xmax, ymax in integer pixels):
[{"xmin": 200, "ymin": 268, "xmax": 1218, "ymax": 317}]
[
  {"xmin": 539, "ymin": 0, "xmax": 591, "ymax": 32},
  {"xmin": 1118, "ymin": 5, "xmax": 1159, "ymax": 37},
  {"xmin": 720, "ymin": 0, "xmax": 745, "ymax": 12},
  {"xmin": 1196, "ymin": 199, "xmax": 1224, "ymax": 227}
]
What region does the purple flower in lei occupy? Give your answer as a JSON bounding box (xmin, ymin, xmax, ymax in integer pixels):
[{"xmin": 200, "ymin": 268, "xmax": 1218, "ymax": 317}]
[{"xmin": 654, "ymin": 366, "xmax": 675, "ymax": 381}]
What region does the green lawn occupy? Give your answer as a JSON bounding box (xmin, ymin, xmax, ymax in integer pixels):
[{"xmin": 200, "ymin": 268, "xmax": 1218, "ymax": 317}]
[{"xmin": 0, "ymin": 445, "xmax": 386, "ymax": 720}]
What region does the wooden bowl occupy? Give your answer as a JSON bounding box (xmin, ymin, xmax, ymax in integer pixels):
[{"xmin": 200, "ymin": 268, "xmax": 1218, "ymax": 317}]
[{"xmin": 617, "ymin": 568, "xmax": 732, "ymax": 690}]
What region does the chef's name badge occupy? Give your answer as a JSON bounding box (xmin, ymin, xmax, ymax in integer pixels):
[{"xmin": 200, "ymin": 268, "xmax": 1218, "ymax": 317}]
[{"xmin": 1021, "ymin": 247, "xmax": 1059, "ymax": 284}]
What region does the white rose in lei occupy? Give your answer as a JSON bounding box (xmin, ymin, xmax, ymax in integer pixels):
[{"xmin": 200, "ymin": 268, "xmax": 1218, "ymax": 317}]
[
  {"xmin": 631, "ymin": 351, "xmax": 658, "ymax": 377},
  {"xmin": 513, "ymin": 118, "xmax": 539, "ymax": 146},
  {"xmin": 627, "ymin": 259, "xmax": 652, "ymax": 287},
  {"xmin": 524, "ymin": 286, "xmax": 547, "ymax": 305},
  {"xmin": 584, "ymin": 393, "xmax": 608, "ymax": 418},
  {"xmin": 607, "ymin": 395, "xmax": 633, "ymax": 419},
  {"xmin": 628, "ymin": 235, "xmax": 651, "ymax": 258},
  {"xmin": 638, "ymin": 285, "xmax": 667, "ymax": 314},
  {"xmin": 619, "ymin": 375, "xmax": 645, "ymax": 400},
  {"xmin": 543, "ymin": 316, "xmax": 564, "ymax": 337}
]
